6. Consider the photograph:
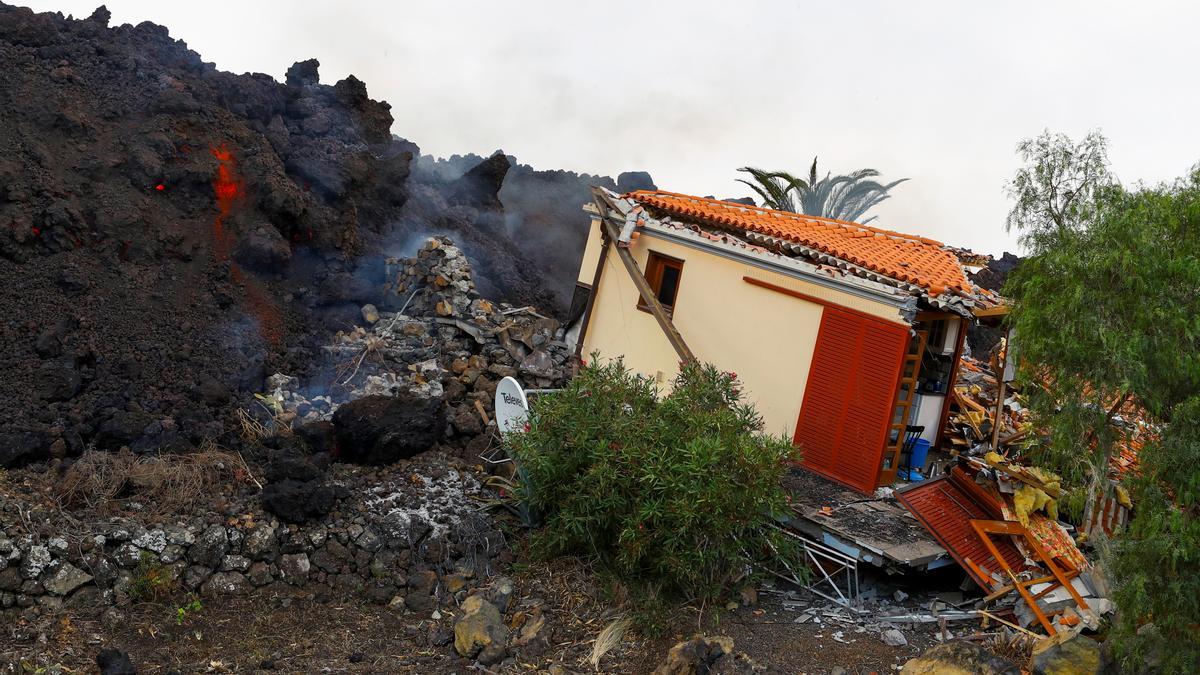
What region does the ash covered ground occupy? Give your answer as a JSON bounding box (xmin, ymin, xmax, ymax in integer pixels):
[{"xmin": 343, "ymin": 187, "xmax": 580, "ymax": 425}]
[{"xmin": 0, "ymin": 3, "xmax": 651, "ymax": 469}]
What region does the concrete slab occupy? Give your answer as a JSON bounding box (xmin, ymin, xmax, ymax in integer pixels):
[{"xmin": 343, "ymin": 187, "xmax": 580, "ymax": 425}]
[{"xmin": 782, "ymin": 467, "xmax": 948, "ymax": 569}]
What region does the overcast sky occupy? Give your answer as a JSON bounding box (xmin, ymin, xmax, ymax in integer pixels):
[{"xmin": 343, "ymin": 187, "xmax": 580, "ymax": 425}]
[{"xmin": 21, "ymin": 0, "xmax": 1200, "ymax": 255}]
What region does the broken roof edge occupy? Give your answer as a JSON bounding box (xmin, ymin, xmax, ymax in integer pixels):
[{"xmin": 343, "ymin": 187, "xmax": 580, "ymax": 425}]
[
  {"xmin": 740, "ymin": 231, "xmax": 979, "ymax": 319},
  {"xmin": 587, "ymin": 188, "xmax": 920, "ymax": 318},
  {"xmin": 588, "ymin": 188, "xmax": 973, "ymax": 321},
  {"xmin": 623, "ymin": 189, "xmax": 974, "ymax": 298}
]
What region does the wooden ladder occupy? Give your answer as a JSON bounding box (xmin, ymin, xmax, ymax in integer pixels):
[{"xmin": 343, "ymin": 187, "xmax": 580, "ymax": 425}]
[{"xmin": 879, "ymin": 330, "xmax": 927, "ymax": 485}]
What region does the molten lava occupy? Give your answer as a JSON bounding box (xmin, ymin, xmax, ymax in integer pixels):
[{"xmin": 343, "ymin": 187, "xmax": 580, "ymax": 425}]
[
  {"xmin": 209, "ymin": 144, "xmax": 281, "ymax": 347},
  {"xmin": 210, "ymin": 144, "xmax": 243, "ymax": 261}
]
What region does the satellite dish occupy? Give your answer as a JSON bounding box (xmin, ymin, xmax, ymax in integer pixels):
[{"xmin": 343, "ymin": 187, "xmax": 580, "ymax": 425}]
[{"xmin": 494, "ymin": 376, "xmax": 530, "ymax": 437}]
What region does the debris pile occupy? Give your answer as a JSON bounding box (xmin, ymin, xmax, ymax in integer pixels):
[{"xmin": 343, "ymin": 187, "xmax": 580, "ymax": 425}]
[
  {"xmin": 893, "ymin": 346, "xmax": 1150, "ymax": 641},
  {"xmin": 260, "ymin": 237, "xmax": 572, "ymax": 455},
  {"xmin": 943, "ymin": 350, "xmax": 1149, "ymax": 540}
]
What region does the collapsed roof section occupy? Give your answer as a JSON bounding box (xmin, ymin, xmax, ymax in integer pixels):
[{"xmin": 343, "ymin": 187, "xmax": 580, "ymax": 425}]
[{"xmin": 604, "ymin": 189, "xmax": 983, "ymax": 318}]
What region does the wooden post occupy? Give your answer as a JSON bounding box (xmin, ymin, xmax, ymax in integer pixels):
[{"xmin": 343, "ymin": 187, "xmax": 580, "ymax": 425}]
[
  {"xmin": 590, "ymin": 191, "xmax": 696, "ymax": 364},
  {"xmin": 990, "ymin": 332, "xmax": 1010, "ymax": 452}
]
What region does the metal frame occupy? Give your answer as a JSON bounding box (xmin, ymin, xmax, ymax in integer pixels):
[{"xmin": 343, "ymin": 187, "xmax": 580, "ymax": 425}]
[{"xmin": 773, "ymin": 527, "xmax": 863, "ymax": 612}]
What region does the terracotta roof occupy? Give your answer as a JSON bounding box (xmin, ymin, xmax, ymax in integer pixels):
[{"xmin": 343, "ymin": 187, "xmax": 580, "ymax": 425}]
[{"xmin": 625, "ymin": 190, "xmax": 971, "ymax": 297}]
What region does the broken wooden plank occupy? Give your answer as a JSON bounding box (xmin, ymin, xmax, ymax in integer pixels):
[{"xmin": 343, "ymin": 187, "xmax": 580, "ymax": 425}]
[{"xmin": 590, "ymin": 190, "xmax": 696, "ymax": 364}]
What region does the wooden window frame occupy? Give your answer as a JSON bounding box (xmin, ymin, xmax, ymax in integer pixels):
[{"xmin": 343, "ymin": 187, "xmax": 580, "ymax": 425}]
[{"xmin": 637, "ymin": 251, "xmax": 684, "ymax": 316}]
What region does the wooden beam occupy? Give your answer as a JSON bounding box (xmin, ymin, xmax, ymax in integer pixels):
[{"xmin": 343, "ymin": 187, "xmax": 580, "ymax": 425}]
[
  {"xmin": 973, "ymin": 305, "xmax": 1010, "ymax": 318},
  {"xmin": 591, "ymin": 192, "xmax": 696, "ymax": 364}
]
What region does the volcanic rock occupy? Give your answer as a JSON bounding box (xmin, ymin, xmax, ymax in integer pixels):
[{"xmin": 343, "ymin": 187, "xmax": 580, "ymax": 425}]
[
  {"xmin": 651, "ymin": 635, "xmax": 756, "ymax": 675},
  {"xmin": 0, "ymin": 429, "xmax": 52, "ymax": 468},
  {"xmin": 96, "ymin": 648, "xmax": 137, "ymax": 675},
  {"xmin": 616, "ymin": 171, "xmax": 657, "ymax": 193},
  {"xmin": 43, "ymin": 561, "xmax": 94, "ymax": 596},
  {"xmin": 188, "ymin": 525, "xmax": 229, "ymax": 569},
  {"xmin": 261, "ymin": 479, "xmax": 342, "ymax": 523},
  {"xmin": 1029, "ymin": 632, "xmax": 1105, "ymax": 675},
  {"xmin": 332, "ymin": 393, "xmax": 444, "ymax": 465}
]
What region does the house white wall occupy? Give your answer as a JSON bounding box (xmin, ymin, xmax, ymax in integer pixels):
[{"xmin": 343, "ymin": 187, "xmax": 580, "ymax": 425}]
[{"xmin": 575, "ymin": 216, "xmax": 908, "ymax": 439}]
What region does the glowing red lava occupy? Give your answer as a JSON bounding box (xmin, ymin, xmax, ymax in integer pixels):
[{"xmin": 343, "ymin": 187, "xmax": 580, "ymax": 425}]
[
  {"xmin": 209, "ymin": 144, "xmax": 281, "ymax": 346},
  {"xmin": 210, "ymin": 144, "xmax": 243, "ymax": 261}
]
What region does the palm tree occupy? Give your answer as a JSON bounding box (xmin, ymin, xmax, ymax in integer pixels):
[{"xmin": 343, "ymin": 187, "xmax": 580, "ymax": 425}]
[{"xmin": 736, "ymin": 158, "xmax": 908, "ymax": 224}]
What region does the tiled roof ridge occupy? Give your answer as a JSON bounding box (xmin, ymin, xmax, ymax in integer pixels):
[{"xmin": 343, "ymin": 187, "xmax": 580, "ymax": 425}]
[
  {"xmin": 623, "ymin": 189, "xmax": 970, "ymax": 297},
  {"xmin": 624, "ymin": 189, "xmax": 947, "ymax": 247}
]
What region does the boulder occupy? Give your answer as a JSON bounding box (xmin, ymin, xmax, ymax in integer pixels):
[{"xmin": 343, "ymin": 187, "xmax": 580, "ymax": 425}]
[
  {"xmin": 331, "ymin": 393, "xmax": 444, "ymax": 465},
  {"xmin": 448, "ymin": 152, "xmax": 509, "ymax": 210},
  {"xmin": 1030, "ymin": 632, "xmax": 1105, "ymax": 675},
  {"xmin": 43, "ymin": 562, "xmax": 93, "ymax": 596},
  {"xmin": 902, "ymin": 640, "xmax": 1021, "ymax": 675},
  {"xmin": 96, "ymin": 648, "xmax": 137, "ymax": 675},
  {"xmin": 261, "ymin": 479, "xmax": 341, "ymax": 523},
  {"xmin": 616, "ymin": 171, "xmax": 657, "ymax": 193},
  {"xmin": 187, "ymin": 525, "xmax": 229, "ymax": 569},
  {"xmin": 454, "ymin": 595, "xmax": 508, "ymax": 665},
  {"xmin": 285, "ymin": 59, "xmax": 320, "ymax": 87},
  {"xmin": 652, "ymin": 635, "xmax": 756, "ymax": 675}
]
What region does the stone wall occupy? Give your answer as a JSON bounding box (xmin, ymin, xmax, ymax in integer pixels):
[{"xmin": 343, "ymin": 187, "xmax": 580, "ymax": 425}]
[{"xmin": 0, "ymin": 454, "xmax": 507, "ymax": 614}]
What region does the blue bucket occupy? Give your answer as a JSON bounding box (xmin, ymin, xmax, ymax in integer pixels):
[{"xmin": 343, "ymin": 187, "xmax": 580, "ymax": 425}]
[{"xmin": 910, "ymin": 438, "xmax": 932, "ymax": 470}]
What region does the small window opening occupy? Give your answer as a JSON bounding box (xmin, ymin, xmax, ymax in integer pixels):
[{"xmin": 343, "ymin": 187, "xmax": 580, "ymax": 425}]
[{"xmin": 638, "ymin": 252, "xmax": 684, "ymax": 315}]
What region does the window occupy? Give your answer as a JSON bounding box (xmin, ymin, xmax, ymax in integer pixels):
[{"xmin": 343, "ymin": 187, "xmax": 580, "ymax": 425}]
[{"xmin": 638, "ymin": 252, "xmax": 684, "ymax": 315}]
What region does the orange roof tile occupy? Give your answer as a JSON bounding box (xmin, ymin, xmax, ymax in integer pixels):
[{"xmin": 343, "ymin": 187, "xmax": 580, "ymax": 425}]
[{"xmin": 626, "ymin": 190, "xmax": 971, "ymax": 296}]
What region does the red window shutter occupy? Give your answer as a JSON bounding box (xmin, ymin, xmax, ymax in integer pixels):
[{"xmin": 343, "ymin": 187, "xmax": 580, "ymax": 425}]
[{"xmin": 794, "ymin": 307, "xmax": 908, "ymax": 493}]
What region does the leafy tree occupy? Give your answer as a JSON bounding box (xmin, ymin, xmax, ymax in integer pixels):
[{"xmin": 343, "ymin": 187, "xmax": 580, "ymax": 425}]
[
  {"xmin": 506, "ymin": 358, "xmax": 799, "ymax": 605},
  {"xmin": 1006, "ymin": 130, "xmax": 1115, "ymax": 252},
  {"xmin": 737, "ymin": 157, "xmax": 908, "ymax": 224},
  {"xmin": 1006, "ymin": 131, "xmax": 1200, "ymax": 672}
]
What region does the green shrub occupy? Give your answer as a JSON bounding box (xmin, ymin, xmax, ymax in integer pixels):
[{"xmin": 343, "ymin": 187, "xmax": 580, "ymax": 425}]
[
  {"xmin": 129, "ymin": 552, "xmax": 177, "ymax": 602},
  {"xmin": 506, "ymin": 357, "xmax": 800, "ymax": 602}
]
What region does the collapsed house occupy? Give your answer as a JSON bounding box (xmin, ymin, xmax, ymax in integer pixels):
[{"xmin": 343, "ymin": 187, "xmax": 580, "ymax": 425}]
[
  {"xmin": 574, "ymin": 187, "xmax": 1112, "ymax": 635},
  {"xmin": 577, "ymin": 188, "xmax": 985, "ymax": 492}
]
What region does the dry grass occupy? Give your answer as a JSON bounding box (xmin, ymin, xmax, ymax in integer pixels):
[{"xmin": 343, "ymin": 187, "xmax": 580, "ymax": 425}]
[
  {"xmin": 237, "ymin": 405, "xmax": 293, "ymax": 441},
  {"xmin": 56, "ymin": 445, "xmax": 249, "ymax": 513},
  {"xmin": 335, "ymin": 334, "xmax": 388, "ymax": 386},
  {"xmin": 589, "ymin": 615, "xmax": 631, "ymax": 671}
]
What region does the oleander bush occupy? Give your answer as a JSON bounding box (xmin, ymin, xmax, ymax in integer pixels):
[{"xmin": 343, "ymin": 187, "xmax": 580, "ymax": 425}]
[{"xmin": 507, "ymin": 357, "xmax": 800, "ymax": 602}]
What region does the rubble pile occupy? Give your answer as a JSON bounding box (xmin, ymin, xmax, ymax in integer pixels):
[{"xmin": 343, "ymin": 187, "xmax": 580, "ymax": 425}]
[
  {"xmin": 896, "ymin": 348, "xmax": 1151, "ymax": 641},
  {"xmin": 944, "ymin": 350, "xmax": 1148, "ymax": 539},
  {"xmin": 264, "ymin": 237, "xmax": 572, "ymax": 456}
]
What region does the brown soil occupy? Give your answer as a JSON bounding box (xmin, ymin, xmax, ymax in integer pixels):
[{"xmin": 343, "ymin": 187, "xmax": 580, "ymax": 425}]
[{"xmin": 2, "ymin": 558, "xmax": 955, "ymax": 674}]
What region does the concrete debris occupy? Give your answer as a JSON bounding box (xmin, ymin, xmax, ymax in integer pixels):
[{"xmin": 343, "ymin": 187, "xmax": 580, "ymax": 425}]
[{"xmin": 881, "ymin": 628, "xmax": 908, "ymax": 647}]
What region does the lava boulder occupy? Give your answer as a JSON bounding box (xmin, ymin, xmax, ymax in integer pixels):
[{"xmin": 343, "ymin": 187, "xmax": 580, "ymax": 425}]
[
  {"xmin": 331, "ymin": 393, "xmax": 444, "ymax": 465},
  {"xmin": 261, "ymin": 479, "xmax": 342, "ymax": 523}
]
